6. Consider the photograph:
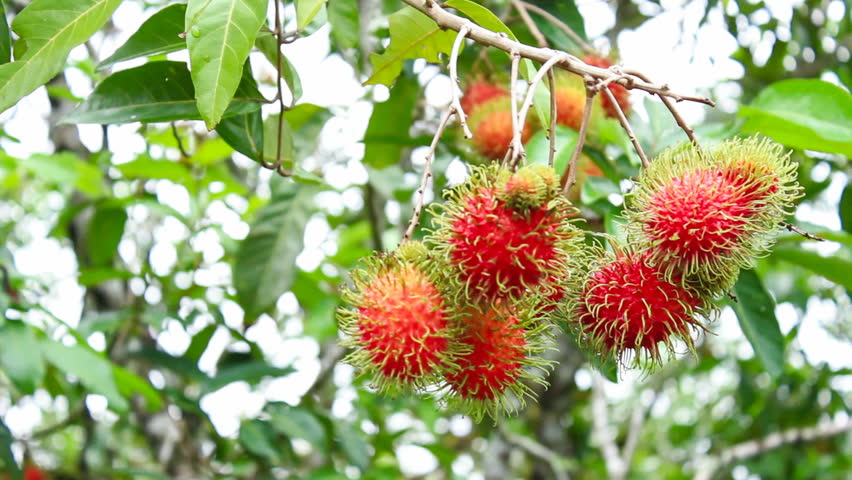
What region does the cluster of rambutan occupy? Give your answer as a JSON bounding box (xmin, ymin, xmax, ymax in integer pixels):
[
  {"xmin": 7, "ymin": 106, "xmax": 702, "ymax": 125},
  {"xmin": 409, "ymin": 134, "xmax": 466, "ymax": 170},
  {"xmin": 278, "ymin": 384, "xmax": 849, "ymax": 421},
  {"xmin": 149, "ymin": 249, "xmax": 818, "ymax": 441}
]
[
  {"xmin": 338, "ymin": 136, "xmax": 800, "ymax": 421},
  {"xmin": 464, "ymin": 55, "xmax": 631, "ymax": 161},
  {"xmin": 338, "ymin": 163, "xmax": 586, "ymax": 421}
]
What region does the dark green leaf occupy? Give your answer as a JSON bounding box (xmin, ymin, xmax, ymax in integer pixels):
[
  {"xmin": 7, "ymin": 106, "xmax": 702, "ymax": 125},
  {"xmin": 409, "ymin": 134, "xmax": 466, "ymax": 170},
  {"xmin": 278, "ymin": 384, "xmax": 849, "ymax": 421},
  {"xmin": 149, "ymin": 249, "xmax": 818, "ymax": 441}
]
[
  {"xmin": 739, "ymin": 79, "xmax": 852, "ymax": 157},
  {"xmin": 78, "ymin": 268, "xmax": 133, "ymax": 286},
  {"xmin": 234, "ymin": 182, "xmax": 316, "ymax": 317},
  {"xmin": 216, "ymin": 110, "xmax": 264, "ymax": 161},
  {"xmin": 364, "ymin": 6, "xmax": 456, "ymax": 86},
  {"xmin": 840, "ymin": 184, "xmax": 852, "ymax": 234},
  {"xmin": 0, "ymin": 418, "xmax": 20, "ymax": 480},
  {"xmin": 202, "ymin": 362, "xmax": 294, "ymax": 393},
  {"xmin": 0, "ymin": 0, "xmax": 123, "ymax": 113},
  {"xmin": 362, "ymin": 74, "xmax": 418, "ymax": 168},
  {"xmin": 0, "ymin": 321, "xmax": 45, "ymax": 394},
  {"xmin": 239, "ymin": 419, "xmax": 281, "ymax": 462},
  {"xmin": 128, "ymin": 348, "xmax": 206, "ymax": 382},
  {"xmin": 268, "ymin": 403, "xmax": 328, "ymax": 451},
  {"xmin": 732, "ymin": 269, "xmax": 785, "ymax": 378},
  {"xmin": 185, "ymin": 324, "xmax": 217, "ymax": 363},
  {"xmin": 335, "ymin": 421, "xmax": 370, "ymax": 470},
  {"xmin": 0, "ymin": 0, "xmax": 10, "ymax": 65},
  {"xmin": 112, "ymin": 365, "xmax": 163, "ymax": 411},
  {"xmin": 771, "ymin": 246, "xmax": 852, "ymax": 290},
  {"xmin": 87, "ymin": 204, "xmax": 127, "ymax": 266},
  {"xmin": 296, "ymin": 0, "xmax": 329, "ymax": 29},
  {"xmin": 98, "ymin": 4, "xmax": 187, "ymax": 68},
  {"xmin": 526, "ymin": 0, "xmax": 587, "ymax": 47},
  {"xmin": 186, "ymin": 0, "xmax": 267, "ymax": 128},
  {"xmin": 41, "ymin": 340, "xmax": 128, "ymax": 412},
  {"xmin": 63, "ymin": 61, "xmax": 263, "ymax": 125},
  {"xmin": 261, "ymin": 113, "xmax": 296, "ymax": 168}
]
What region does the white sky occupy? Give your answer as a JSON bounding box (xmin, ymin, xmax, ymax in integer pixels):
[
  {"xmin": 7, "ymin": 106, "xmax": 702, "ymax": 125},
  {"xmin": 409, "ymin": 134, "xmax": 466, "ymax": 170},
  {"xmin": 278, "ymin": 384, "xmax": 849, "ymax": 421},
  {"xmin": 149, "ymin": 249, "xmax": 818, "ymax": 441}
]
[{"xmin": 0, "ymin": 0, "xmax": 850, "ymax": 474}]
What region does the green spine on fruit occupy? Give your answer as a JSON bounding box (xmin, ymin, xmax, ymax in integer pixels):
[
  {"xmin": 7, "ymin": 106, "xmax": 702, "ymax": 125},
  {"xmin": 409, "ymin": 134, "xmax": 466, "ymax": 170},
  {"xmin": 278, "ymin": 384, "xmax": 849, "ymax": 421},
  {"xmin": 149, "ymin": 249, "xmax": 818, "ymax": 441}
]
[{"xmin": 498, "ymin": 164, "xmax": 561, "ymax": 211}]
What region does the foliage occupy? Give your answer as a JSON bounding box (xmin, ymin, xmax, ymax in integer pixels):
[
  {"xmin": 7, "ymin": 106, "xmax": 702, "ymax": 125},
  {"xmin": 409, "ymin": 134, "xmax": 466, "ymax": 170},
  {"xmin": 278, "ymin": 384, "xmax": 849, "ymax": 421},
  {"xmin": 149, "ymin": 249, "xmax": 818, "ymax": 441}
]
[{"xmin": 0, "ymin": 0, "xmax": 849, "ymax": 479}]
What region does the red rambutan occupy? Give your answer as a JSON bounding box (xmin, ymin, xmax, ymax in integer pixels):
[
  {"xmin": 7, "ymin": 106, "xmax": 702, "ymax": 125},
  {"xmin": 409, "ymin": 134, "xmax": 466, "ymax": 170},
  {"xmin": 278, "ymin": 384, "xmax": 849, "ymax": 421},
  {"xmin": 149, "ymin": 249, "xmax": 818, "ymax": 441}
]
[
  {"xmin": 626, "ymin": 137, "xmax": 801, "ymax": 292},
  {"xmin": 428, "ymin": 164, "xmax": 583, "ymax": 304},
  {"xmin": 566, "ymin": 250, "xmax": 707, "ymax": 367},
  {"xmin": 583, "ymin": 55, "xmax": 630, "ymax": 118},
  {"xmin": 554, "ymin": 86, "xmax": 587, "ymax": 130},
  {"xmin": 338, "ymin": 242, "xmax": 457, "ymax": 393},
  {"xmin": 24, "ymin": 467, "xmax": 46, "ymax": 480},
  {"xmin": 461, "ymin": 80, "xmax": 509, "ymax": 114},
  {"xmin": 468, "ymin": 98, "xmax": 532, "ymax": 159}
]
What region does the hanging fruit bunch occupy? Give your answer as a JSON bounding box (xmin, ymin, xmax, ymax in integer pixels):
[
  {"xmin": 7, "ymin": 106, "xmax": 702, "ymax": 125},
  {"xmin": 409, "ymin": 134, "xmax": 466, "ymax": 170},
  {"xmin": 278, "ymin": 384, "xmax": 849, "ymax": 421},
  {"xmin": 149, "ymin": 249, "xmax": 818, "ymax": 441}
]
[{"xmin": 337, "ymin": 22, "xmax": 804, "ymax": 420}]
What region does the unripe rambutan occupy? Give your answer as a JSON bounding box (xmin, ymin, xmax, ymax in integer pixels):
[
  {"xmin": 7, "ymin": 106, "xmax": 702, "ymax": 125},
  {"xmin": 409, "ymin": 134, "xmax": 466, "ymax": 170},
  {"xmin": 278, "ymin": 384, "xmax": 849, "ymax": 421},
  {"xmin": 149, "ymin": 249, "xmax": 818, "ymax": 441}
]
[
  {"xmin": 428, "ymin": 164, "xmax": 584, "ymax": 304},
  {"xmin": 625, "ymin": 137, "xmax": 801, "ymax": 293},
  {"xmin": 443, "ymin": 302, "xmax": 552, "ymax": 421},
  {"xmin": 338, "ymin": 243, "xmax": 458, "ymax": 394},
  {"xmin": 461, "ymin": 80, "xmax": 509, "ymax": 114},
  {"xmin": 563, "ymin": 250, "xmax": 708, "ymax": 368},
  {"xmin": 583, "ymin": 55, "xmax": 630, "ymax": 119},
  {"xmin": 468, "ymin": 97, "xmax": 533, "ymax": 159},
  {"xmin": 498, "ymin": 164, "xmax": 561, "ymax": 211}
]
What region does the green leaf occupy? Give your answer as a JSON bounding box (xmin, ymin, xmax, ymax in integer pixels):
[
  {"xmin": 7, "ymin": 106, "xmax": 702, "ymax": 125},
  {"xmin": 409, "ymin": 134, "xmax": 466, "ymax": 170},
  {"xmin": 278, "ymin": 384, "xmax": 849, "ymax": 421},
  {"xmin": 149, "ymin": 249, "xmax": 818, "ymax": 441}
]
[
  {"xmin": 363, "ymin": 6, "xmax": 456, "ymax": 86},
  {"xmin": 443, "ymin": 0, "xmax": 536, "ymax": 80},
  {"xmin": 184, "ymin": 324, "xmax": 217, "ymax": 362},
  {"xmin": 771, "ymin": 246, "xmax": 852, "ymax": 290},
  {"xmin": 98, "ymin": 4, "xmax": 187, "ymax": 68},
  {"xmin": 78, "ymin": 268, "xmax": 133, "ymax": 286},
  {"xmin": 327, "ymin": 0, "xmax": 360, "ymax": 49},
  {"xmin": 335, "ymin": 421, "xmax": 370, "ymax": 470},
  {"xmin": 261, "ymin": 113, "xmax": 296, "ymax": 168},
  {"xmin": 41, "ymin": 340, "xmax": 128, "ymax": 412},
  {"xmin": 840, "ymin": 184, "xmax": 852, "ymax": 234},
  {"xmin": 268, "ymin": 403, "xmax": 328, "ymax": 451},
  {"xmin": 0, "ymin": 321, "xmax": 45, "ymax": 394},
  {"xmin": 186, "ymin": 0, "xmax": 268, "ymax": 129},
  {"xmin": 24, "ymin": 152, "xmax": 105, "ymax": 197},
  {"xmin": 116, "ymin": 154, "xmax": 193, "ymax": 182},
  {"xmin": 255, "ymin": 32, "xmax": 303, "ymax": 102},
  {"xmin": 732, "ymin": 269, "xmax": 785, "ymax": 378},
  {"xmin": 362, "ymin": 73, "xmax": 419, "ymax": 168},
  {"xmin": 739, "ymin": 79, "xmax": 852, "ymax": 157},
  {"xmin": 0, "ymin": 418, "xmax": 21, "ymax": 480},
  {"xmin": 87, "ymin": 204, "xmax": 127, "ymax": 266},
  {"xmin": 0, "ymin": 0, "xmax": 10, "ymax": 65},
  {"xmin": 0, "ymin": 0, "xmax": 122, "ymax": 114},
  {"xmin": 296, "ymin": 0, "xmax": 329, "ymax": 30},
  {"xmin": 63, "ymin": 61, "xmax": 263, "ymax": 125},
  {"xmin": 216, "ymin": 110, "xmax": 264, "ymax": 161},
  {"xmin": 112, "ymin": 365, "xmax": 163, "ymax": 412},
  {"xmin": 239, "ymin": 419, "xmax": 281, "ymax": 462},
  {"xmin": 525, "ymin": 0, "xmax": 587, "ymax": 48},
  {"xmin": 234, "ymin": 182, "xmax": 315, "ymax": 317},
  {"xmin": 287, "ymin": 103, "xmax": 331, "ymax": 160},
  {"xmin": 203, "ymin": 361, "xmax": 294, "ymax": 393}
]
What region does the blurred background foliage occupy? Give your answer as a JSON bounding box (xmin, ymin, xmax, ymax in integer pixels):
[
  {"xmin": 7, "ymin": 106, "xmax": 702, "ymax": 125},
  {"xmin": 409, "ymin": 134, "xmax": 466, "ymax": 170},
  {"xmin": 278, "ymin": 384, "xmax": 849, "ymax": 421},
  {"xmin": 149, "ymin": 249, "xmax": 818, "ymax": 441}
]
[{"xmin": 0, "ymin": 0, "xmax": 850, "ymax": 479}]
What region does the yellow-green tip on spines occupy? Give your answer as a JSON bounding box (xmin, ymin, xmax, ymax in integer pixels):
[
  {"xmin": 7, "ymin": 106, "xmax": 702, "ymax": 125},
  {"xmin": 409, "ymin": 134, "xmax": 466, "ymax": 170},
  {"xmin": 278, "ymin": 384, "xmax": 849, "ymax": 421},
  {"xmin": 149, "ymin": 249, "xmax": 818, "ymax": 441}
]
[
  {"xmin": 624, "ymin": 136, "xmax": 802, "ymax": 296},
  {"xmin": 498, "ymin": 164, "xmax": 561, "ymax": 211},
  {"xmin": 337, "ymin": 243, "xmax": 464, "ymax": 396}
]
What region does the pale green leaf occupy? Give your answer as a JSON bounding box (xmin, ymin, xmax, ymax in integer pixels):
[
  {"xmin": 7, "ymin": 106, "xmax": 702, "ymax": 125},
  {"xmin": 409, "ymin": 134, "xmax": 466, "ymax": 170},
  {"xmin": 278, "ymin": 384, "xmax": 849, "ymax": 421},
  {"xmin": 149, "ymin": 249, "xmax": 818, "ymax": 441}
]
[
  {"xmin": 364, "ymin": 6, "xmax": 456, "ymax": 86},
  {"xmin": 0, "ymin": 322, "xmax": 45, "ymax": 394},
  {"xmin": 732, "ymin": 269, "xmax": 785, "ymax": 378},
  {"xmin": 296, "ymin": 0, "xmax": 328, "ymax": 29},
  {"xmin": 41, "ymin": 340, "xmax": 128, "ymax": 412},
  {"xmin": 0, "ymin": 0, "xmax": 123, "ymax": 114},
  {"xmin": 771, "ymin": 246, "xmax": 852, "ymax": 290},
  {"xmin": 186, "ymin": 0, "xmax": 268, "ymax": 128}
]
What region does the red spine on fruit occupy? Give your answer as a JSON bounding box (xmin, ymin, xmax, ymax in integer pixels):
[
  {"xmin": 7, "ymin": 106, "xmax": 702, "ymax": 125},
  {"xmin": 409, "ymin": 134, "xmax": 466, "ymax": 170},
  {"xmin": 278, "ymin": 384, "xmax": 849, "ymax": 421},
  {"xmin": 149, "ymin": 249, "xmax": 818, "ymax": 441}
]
[{"xmin": 461, "ymin": 81, "xmax": 509, "ymax": 114}]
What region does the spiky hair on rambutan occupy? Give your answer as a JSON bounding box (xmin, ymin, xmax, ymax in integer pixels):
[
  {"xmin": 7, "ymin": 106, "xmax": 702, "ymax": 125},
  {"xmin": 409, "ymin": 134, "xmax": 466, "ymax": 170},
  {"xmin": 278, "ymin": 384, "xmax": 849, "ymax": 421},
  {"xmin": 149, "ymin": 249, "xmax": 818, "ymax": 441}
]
[
  {"xmin": 467, "ymin": 97, "xmax": 533, "ymax": 160},
  {"xmin": 426, "ymin": 163, "xmax": 585, "ymax": 305},
  {"xmin": 337, "ymin": 241, "xmax": 461, "ymax": 395},
  {"xmin": 625, "ymin": 136, "xmax": 802, "ymax": 294},
  {"xmin": 461, "ymin": 79, "xmax": 509, "ymax": 114},
  {"xmin": 559, "ymin": 247, "xmax": 711, "ymax": 369},
  {"xmin": 442, "ymin": 299, "xmax": 554, "ymax": 422}
]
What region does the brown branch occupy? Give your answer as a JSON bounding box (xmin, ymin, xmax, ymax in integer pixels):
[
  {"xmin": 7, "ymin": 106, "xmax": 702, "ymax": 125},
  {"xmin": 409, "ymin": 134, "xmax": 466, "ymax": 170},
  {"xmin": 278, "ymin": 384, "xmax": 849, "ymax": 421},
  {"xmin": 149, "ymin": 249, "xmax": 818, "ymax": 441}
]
[
  {"xmin": 517, "ymin": 0, "xmax": 596, "ymax": 55},
  {"xmin": 406, "ymin": 0, "xmax": 714, "ymax": 106},
  {"xmin": 258, "ymin": 0, "xmax": 293, "ymax": 177},
  {"xmin": 561, "ymin": 84, "xmax": 594, "ymax": 195},
  {"xmin": 547, "ymin": 68, "xmax": 557, "ymax": 168},
  {"xmin": 503, "ymin": 50, "xmax": 523, "ymax": 168},
  {"xmin": 782, "ymin": 221, "xmax": 825, "ymax": 242},
  {"xmin": 602, "ymin": 85, "xmax": 649, "ymax": 168}
]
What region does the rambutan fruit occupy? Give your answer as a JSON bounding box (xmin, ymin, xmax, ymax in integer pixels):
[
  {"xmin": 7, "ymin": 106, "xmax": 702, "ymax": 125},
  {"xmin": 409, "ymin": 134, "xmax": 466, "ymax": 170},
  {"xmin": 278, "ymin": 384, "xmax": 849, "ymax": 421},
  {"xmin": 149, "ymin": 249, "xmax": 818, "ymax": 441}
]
[
  {"xmin": 461, "ymin": 80, "xmax": 509, "ymax": 114},
  {"xmin": 443, "ymin": 301, "xmax": 552, "ymax": 421},
  {"xmin": 338, "ymin": 241, "xmax": 459, "ymax": 394},
  {"xmin": 583, "ymin": 55, "xmax": 631, "ymax": 119},
  {"xmin": 468, "ymin": 97, "xmax": 532, "ymax": 159},
  {"xmin": 625, "ymin": 137, "xmax": 801, "ymax": 293},
  {"xmin": 563, "ymin": 250, "xmax": 708, "ymax": 368},
  {"xmin": 554, "ymin": 86, "xmax": 587, "ymax": 130},
  {"xmin": 24, "ymin": 467, "xmax": 46, "ymax": 480},
  {"xmin": 427, "ymin": 164, "xmax": 584, "ymax": 304},
  {"xmin": 498, "ymin": 163, "xmax": 561, "ymax": 211}
]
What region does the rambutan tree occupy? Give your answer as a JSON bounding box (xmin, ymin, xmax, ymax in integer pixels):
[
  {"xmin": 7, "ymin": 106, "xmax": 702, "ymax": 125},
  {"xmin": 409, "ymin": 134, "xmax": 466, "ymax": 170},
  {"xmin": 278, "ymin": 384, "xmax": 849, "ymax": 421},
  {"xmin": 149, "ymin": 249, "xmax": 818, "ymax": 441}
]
[{"xmin": 0, "ymin": 0, "xmax": 850, "ymax": 479}]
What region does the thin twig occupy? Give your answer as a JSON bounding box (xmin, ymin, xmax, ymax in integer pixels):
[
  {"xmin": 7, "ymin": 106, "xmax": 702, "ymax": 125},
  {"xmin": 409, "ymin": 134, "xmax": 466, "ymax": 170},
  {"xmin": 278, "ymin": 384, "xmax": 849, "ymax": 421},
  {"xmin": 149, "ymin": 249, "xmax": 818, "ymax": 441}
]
[
  {"xmin": 602, "ymin": 85, "xmax": 649, "ymax": 168},
  {"xmin": 403, "ymin": 0, "xmax": 714, "ymax": 106},
  {"xmin": 510, "ymin": 0, "xmax": 547, "ymax": 48},
  {"xmin": 513, "ymin": 53, "xmax": 566, "ymax": 168},
  {"xmin": 500, "ymin": 425, "xmax": 572, "ymax": 480},
  {"xmin": 692, "ymin": 418, "xmax": 852, "ymax": 480},
  {"xmin": 782, "ymin": 222, "xmax": 825, "ymax": 241},
  {"xmin": 401, "ymin": 110, "xmax": 454, "ymax": 243},
  {"xmin": 561, "ymin": 84, "xmax": 594, "ymax": 195},
  {"xmin": 449, "ymin": 25, "xmax": 474, "ymax": 139},
  {"xmin": 622, "ymin": 68, "xmax": 702, "ymax": 150},
  {"xmin": 171, "ymin": 123, "xmax": 190, "ymax": 158},
  {"xmin": 256, "ymin": 0, "xmax": 293, "ymax": 177},
  {"xmin": 503, "ymin": 50, "xmax": 522, "ymax": 168},
  {"xmin": 518, "ymin": 0, "xmax": 596, "ymax": 55},
  {"xmin": 547, "ymin": 68, "xmax": 557, "ymax": 168}
]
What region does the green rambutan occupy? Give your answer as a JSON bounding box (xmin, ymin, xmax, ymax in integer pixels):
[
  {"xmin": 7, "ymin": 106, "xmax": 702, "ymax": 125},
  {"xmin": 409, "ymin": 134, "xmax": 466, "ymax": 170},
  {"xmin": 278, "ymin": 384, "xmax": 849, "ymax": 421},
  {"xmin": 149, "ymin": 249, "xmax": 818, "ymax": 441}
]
[
  {"xmin": 498, "ymin": 163, "xmax": 561, "ymax": 211},
  {"xmin": 337, "ymin": 241, "xmax": 459, "ymax": 394},
  {"xmin": 427, "ymin": 164, "xmax": 584, "ymax": 304},
  {"xmin": 625, "ymin": 137, "xmax": 801, "ymax": 293}
]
